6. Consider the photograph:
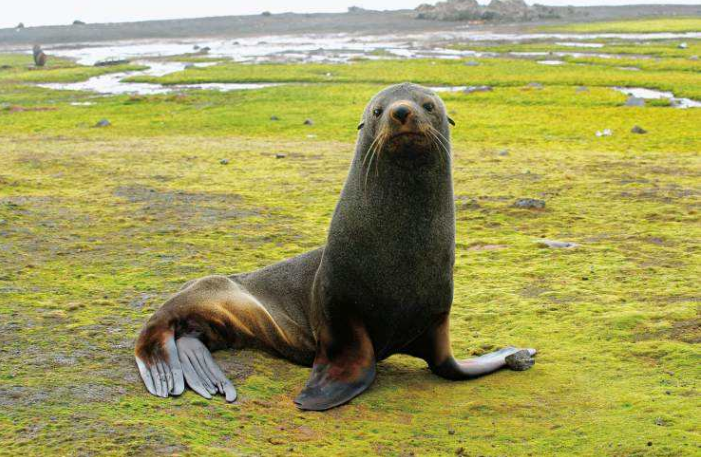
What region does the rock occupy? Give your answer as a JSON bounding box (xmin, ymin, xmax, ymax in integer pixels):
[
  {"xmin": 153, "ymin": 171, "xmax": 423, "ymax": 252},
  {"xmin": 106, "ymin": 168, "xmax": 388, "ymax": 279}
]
[
  {"xmin": 654, "ymin": 418, "xmax": 667, "ymax": 426},
  {"xmin": 463, "ymin": 85, "xmax": 492, "ymax": 94},
  {"xmin": 416, "ymin": 0, "xmax": 556, "ymax": 22},
  {"xmin": 94, "ymin": 119, "xmax": 111, "ymax": 128},
  {"xmin": 690, "ymin": 55, "xmax": 699, "ymax": 61},
  {"xmin": 220, "ymin": 159, "xmax": 229, "ymax": 165},
  {"xmin": 94, "ymin": 59, "xmax": 130, "ymax": 67},
  {"xmin": 678, "ymin": 42, "xmax": 688, "ymax": 49},
  {"xmin": 527, "ymin": 82, "xmax": 544, "ymax": 89},
  {"xmin": 16, "ymin": 23, "xmax": 24, "ymax": 29},
  {"xmin": 536, "ymin": 239, "xmax": 579, "ymax": 249},
  {"xmin": 576, "ymin": 86, "xmax": 589, "ymax": 93},
  {"xmin": 625, "ymin": 96, "xmax": 645, "ymax": 107},
  {"xmin": 275, "ymin": 153, "xmax": 286, "ymax": 159},
  {"xmin": 497, "ymin": 149, "xmax": 509, "ymax": 156},
  {"xmin": 303, "ymin": 119, "xmax": 314, "ymax": 126},
  {"xmin": 261, "ymin": 11, "xmax": 272, "ymax": 16},
  {"xmin": 72, "ymin": 20, "xmax": 86, "ymax": 25},
  {"xmin": 193, "ymin": 45, "xmax": 200, "ymax": 50},
  {"xmin": 505, "ymin": 350, "xmax": 535, "ymax": 371},
  {"xmin": 513, "ymin": 198, "xmax": 545, "ymax": 209},
  {"xmin": 270, "ymin": 115, "xmax": 280, "ymax": 121},
  {"xmin": 464, "ymin": 60, "xmax": 480, "ymax": 67},
  {"xmin": 596, "ymin": 129, "xmax": 613, "ymax": 137},
  {"xmin": 631, "ymin": 125, "xmax": 647, "ymax": 134},
  {"xmin": 184, "ymin": 64, "xmax": 195, "ymax": 69}
]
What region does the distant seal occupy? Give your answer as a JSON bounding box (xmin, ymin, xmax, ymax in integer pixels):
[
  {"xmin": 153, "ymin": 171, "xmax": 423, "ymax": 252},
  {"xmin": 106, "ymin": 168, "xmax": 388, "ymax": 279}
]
[
  {"xmin": 32, "ymin": 45, "xmax": 47, "ymax": 67},
  {"xmin": 134, "ymin": 83, "xmax": 536, "ymax": 410}
]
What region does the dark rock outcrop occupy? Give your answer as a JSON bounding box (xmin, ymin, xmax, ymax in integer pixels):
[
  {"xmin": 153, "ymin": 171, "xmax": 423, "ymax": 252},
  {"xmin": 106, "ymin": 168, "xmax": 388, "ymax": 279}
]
[{"xmin": 416, "ymin": 0, "xmax": 560, "ymax": 22}]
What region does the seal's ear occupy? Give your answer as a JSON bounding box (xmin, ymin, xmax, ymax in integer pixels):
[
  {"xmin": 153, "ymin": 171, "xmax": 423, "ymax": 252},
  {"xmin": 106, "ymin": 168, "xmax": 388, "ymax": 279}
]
[
  {"xmin": 357, "ymin": 122, "xmax": 365, "ymax": 130},
  {"xmin": 448, "ymin": 117, "xmax": 456, "ymax": 126}
]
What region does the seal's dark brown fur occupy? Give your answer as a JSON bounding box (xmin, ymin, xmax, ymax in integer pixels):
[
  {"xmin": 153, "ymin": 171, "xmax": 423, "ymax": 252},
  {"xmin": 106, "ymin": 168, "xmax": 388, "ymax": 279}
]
[{"xmin": 134, "ymin": 83, "xmax": 535, "ymax": 410}]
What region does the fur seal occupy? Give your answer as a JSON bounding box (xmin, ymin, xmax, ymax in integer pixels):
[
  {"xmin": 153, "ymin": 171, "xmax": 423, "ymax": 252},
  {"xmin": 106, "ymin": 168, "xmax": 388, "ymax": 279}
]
[
  {"xmin": 134, "ymin": 83, "xmax": 536, "ymax": 410},
  {"xmin": 33, "ymin": 45, "xmax": 47, "ymax": 67}
]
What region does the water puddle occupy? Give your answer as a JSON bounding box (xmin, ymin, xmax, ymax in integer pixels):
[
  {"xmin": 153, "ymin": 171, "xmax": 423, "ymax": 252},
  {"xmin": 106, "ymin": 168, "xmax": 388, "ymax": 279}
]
[
  {"xmin": 613, "ymin": 87, "xmax": 701, "ymax": 109},
  {"xmin": 19, "ymin": 29, "xmax": 701, "ymax": 96}
]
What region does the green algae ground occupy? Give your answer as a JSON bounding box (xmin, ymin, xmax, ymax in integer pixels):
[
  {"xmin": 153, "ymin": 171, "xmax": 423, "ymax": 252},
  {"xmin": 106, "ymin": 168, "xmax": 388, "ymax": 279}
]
[
  {"xmin": 0, "ymin": 42, "xmax": 699, "ymax": 457},
  {"xmin": 539, "ymin": 17, "xmax": 701, "ymax": 34}
]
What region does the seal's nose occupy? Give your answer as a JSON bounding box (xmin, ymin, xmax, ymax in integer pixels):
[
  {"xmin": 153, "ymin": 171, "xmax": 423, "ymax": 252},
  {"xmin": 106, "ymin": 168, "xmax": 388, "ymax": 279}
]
[{"xmin": 391, "ymin": 105, "xmax": 412, "ymax": 125}]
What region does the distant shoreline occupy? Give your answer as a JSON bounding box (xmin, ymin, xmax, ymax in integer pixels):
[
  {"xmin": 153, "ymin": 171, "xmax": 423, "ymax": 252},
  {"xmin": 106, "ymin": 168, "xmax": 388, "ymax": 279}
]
[{"xmin": 1, "ymin": 5, "xmax": 699, "ymax": 47}]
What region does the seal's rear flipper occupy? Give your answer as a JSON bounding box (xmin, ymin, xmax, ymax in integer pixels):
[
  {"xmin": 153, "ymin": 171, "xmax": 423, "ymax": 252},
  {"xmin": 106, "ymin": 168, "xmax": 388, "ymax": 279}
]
[
  {"xmin": 135, "ymin": 332, "xmax": 185, "ymax": 398},
  {"xmin": 294, "ymin": 322, "xmax": 375, "ymax": 411}
]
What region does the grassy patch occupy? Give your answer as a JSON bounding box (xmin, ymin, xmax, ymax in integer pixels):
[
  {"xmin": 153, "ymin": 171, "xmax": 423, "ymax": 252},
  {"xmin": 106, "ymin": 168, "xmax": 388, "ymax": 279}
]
[
  {"xmin": 125, "ymin": 58, "xmax": 701, "ymax": 99},
  {"xmin": 539, "ymin": 17, "xmax": 701, "ymax": 33}
]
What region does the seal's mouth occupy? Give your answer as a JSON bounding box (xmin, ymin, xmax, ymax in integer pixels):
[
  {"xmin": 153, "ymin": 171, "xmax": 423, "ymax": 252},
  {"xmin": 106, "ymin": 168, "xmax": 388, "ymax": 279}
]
[{"xmin": 390, "ymin": 131, "xmax": 426, "ymax": 140}]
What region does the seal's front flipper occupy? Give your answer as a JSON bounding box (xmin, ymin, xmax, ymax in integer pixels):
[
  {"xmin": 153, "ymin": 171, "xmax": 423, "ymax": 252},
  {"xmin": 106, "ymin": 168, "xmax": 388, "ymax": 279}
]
[{"xmin": 294, "ymin": 322, "xmax": 375, "ymax": 411}]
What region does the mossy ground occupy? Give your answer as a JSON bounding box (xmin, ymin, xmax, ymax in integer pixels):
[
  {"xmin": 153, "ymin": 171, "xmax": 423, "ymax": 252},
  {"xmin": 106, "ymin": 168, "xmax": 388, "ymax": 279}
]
[
  {"xmin": 0, "ymin": 34, "xmax": 699, "ymax": 457},
  {"xmin": 538, "ymin": 17, "xmax": 701, "ymax": 34}
]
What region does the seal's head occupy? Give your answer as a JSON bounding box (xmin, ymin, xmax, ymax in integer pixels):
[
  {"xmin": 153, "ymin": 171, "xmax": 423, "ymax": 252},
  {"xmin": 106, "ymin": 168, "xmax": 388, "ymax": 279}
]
[{"xmin": 357, "ymin": 83, "xmax": 454, "ymax": 165}]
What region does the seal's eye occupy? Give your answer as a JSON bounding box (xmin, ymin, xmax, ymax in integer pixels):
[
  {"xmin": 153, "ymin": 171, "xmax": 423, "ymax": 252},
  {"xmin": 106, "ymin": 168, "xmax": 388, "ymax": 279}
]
[
  {"xmin": 423, "ymin": 102, "xmax": 435, "ymax": 112},
  {"xmin": 373, "ymin": 108, "xmax": 383, "ymax": 117}
]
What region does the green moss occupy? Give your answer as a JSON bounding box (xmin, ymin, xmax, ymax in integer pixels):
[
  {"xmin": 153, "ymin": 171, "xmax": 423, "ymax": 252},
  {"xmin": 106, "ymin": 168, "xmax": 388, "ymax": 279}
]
[
  {"xmin": 0, "ymin": 49, "xmax": 699, "ymax": 456},
  {"xmin": 125, "ymin": 58, "xmax": 701, "ymax": 99},
  {"xmin": 538, "ymin": 17, "xmax": 701, "ymax": 33}
]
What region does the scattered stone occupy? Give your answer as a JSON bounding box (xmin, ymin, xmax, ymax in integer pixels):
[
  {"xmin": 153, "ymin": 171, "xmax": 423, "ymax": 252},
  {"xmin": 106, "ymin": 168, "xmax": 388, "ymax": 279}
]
[
  {"xmin": 631, "ymin": 125, "xmax": 647, "ymax": 134},
  {"xmin": 464, "ymin": 85, "xmax": 493, "ymax": 94},
  {"xmin": 527, "ymin": 82, "xmax": 544, "ymax": 90},
  {"xmin": 654, "ymin": 418, "xmax": 667, "ymax": 426},
  {"xmin": 596, "ymin": 129, "xmax": 613, "ymax": 137},
  {"xmin": 576, "ymin": 86, "xmax": 589, "ymax": 93},
  {"xmin": 505, "ymin": 350, "xmax": 535, "ymax": 371},
  {"xmin": 94, "ymin": 119, "xmax": 111, "ymax": 128},
  {"xmin": 678, "ymin": 42, "xmax": 688, "ymax": 49},
  {"xmin": 455, "ymin": 447, "xmax": 466, "ymax": 456},
  {"xmin": 513, "ymin": 198, "xmax": 545, "ymax": 209},
  {"xmin": 94, "ymin": 59, "xmax": 130, "ymax": 67},
  {"xmin": 448, "ymin": 429, "xmax": 455, "ymax": 435},
  {"xmin": 303, "ymin": 119, "xmax": 314, "ymax": 126},
  {"xmin": 536, "ymin": 239, "xmax": 579, "ymax": 249},
  {"xmin": 464, "ymin": 60, "xmax": 480, "ymax": 67},
  {"xmin": 497, "ymin": 149, "xmax": 509, "ymax": 156},
  {"xmin": 690, "ymin": 55, "xmax": 699, "ymax": 61},
  {"xmin": 275, "ymin": 153, "xmax": 286, "ymax": 159},
  {"xmin": 625, "ymin": 96, "xmax": 645, "ymax": 107},
  {"xmin": 220, "ymin": 159, "xmax": 229, "ymax": 165},
  {"xmin": 270, "ymin": 115, "xmax": 280, "ymax": 121}
]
